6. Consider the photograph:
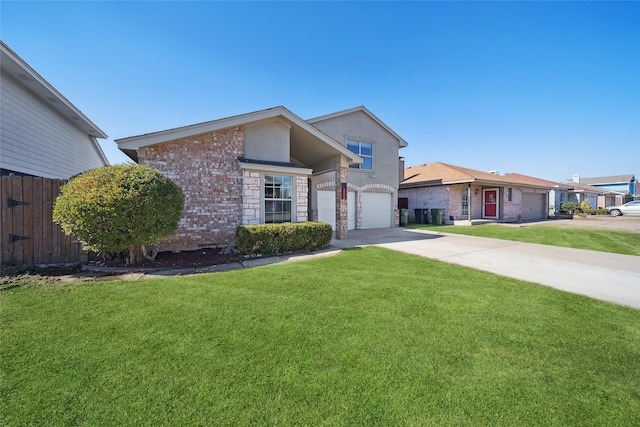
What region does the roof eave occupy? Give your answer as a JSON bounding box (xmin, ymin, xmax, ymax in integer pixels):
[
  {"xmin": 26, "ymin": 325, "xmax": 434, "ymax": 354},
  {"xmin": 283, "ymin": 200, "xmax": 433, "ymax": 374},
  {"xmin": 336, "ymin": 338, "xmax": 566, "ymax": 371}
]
[
  {"xmin": 400, "ymin": 179, "xmax": 444, "ymax": 188},
  {"xmin": 0, "ymin": 41, "xmax": 107, "ymax": 139},
  {"xmin": 115, "ymin": 106, "xmax": 362, "ymax": 165}
]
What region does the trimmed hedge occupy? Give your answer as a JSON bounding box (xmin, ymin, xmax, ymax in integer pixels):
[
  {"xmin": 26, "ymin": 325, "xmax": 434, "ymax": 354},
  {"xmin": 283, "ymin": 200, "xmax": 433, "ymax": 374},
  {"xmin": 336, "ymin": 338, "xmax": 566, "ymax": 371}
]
[
  {"xmin": 581, "ymin": 209, "xmax": 609, "ymax": 216},
  {"xmin": 235, "ymin": 222, "xmax": 333, "ymax": 256}
]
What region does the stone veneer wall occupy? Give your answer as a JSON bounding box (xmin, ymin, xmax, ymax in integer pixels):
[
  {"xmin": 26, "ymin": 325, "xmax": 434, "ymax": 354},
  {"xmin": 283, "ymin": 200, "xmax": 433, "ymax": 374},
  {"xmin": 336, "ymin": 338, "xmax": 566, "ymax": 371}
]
[
  {"xmin": 295, "ymin": 176, "xmax": 308, "ymax": 222},
  {"xmin": 242, "ymin": 170, "xmax": 261, "ymax": 225},
  {"xmin": 139, "ymin": 127, "xmax": 244, "ymax": 250}
]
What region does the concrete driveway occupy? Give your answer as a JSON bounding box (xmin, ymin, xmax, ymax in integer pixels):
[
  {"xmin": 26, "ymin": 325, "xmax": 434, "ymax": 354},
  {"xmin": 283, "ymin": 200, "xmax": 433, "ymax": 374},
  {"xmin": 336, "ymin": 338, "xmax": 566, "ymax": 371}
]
[{"xmin": 331, "ymin": 227, "xmax": 640, "ymax": 309}]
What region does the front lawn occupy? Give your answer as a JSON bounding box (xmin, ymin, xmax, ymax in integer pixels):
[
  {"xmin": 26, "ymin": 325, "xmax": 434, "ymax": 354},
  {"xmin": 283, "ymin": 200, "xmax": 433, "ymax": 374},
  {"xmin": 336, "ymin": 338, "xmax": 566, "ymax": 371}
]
[
  {"xmin": 2, "ymin": 247, "xmax": 639, "ymax": 426},
  {"xmin": 408, "ymin": 223, "xmax": 640, "ymax": 256}
]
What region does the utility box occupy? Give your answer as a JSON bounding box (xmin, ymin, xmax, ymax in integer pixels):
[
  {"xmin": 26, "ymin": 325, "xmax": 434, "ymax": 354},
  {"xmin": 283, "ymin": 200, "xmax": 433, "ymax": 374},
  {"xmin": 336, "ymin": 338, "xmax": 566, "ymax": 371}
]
[
  {"xmin": 431, "ymin": 208, "xmax": 444, "ymax": 225},
  {"xmin": 414, "ymin": 208, "xmax": 429, "ymax": 224}
]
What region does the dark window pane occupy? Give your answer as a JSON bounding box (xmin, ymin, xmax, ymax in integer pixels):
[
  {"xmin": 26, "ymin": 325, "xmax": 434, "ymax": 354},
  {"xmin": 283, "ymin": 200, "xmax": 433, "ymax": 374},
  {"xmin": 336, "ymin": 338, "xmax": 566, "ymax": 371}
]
[
  {"xmin": 360, "ymin": 143, "xmax": 372, "ymax": 156},
  {"xmin": 265, "ymin": 200, "xmax": 275, "ymax": 212}
]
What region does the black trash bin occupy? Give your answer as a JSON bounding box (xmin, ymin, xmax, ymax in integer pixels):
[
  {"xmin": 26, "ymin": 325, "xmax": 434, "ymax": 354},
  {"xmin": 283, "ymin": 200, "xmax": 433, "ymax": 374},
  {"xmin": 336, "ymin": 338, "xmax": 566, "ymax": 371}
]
[{"xmin": 414, "ymin": 208, "xmax": 429, "ymax": 224}]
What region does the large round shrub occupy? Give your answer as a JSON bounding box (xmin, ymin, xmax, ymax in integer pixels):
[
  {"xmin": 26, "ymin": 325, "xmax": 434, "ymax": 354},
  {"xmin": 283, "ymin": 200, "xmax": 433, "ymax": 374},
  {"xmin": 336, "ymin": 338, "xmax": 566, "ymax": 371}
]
[{"xmin": 53, "ymin": 164, "xmax": 184, "ymax": 264}]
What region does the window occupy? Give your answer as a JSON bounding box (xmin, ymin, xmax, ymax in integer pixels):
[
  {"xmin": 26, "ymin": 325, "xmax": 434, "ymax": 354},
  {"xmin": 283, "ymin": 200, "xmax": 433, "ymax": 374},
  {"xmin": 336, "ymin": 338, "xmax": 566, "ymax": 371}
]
[
  {"xmin": 347, "ymin": 139, "xmax": 373, "ymax": 170},
  {"xmin": 507, "ymin": 188, "xmax": 512, "ymax": 201},
  {"xmin": 264, "ymin": 175, "xmax": 292, "ymax": 223},
  {"xmin": 462, "ymin": 187, "xmax": 469, "ymax": 215}
]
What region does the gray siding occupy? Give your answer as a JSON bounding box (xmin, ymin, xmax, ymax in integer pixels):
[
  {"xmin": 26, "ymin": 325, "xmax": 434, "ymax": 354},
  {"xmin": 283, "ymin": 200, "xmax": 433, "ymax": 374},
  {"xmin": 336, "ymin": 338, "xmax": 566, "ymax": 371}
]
[{"xmin": 0, "ymin": 72, "xmax": 107, "ymax": 179}]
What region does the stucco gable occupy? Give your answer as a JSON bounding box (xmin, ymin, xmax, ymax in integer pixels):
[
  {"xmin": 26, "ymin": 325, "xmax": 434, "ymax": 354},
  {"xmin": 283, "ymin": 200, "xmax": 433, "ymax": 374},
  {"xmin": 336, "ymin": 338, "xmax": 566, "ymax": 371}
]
[{"xmin": 307, "ymin": 106, "xmax": 408, "ymax": 148}]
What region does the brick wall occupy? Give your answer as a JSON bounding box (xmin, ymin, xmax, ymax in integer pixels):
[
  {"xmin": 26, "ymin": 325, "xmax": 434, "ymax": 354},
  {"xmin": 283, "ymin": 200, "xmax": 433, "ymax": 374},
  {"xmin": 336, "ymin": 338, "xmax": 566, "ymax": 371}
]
[
  {"xmin": 503, "ymin": 187, "xmax": 521, "ymax": 221},
  {"xmin": 399, "ymin": 186, "xmax": 449, "ymax": 223},
  {"xmin": 139, "ymin": 127, "xmax": 244, "ymax": 250}
]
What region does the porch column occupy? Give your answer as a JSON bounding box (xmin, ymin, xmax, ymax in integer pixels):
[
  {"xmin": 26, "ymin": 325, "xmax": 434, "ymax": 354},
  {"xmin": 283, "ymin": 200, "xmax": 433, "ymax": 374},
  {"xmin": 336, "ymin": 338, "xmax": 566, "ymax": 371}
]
[
  {"xmin": 335, "ymin": 162, "xmax": 348, "ymax": 240},
  {"xmin": 468, "ymin": 183, "xmax": 472, "ymax": 222}
]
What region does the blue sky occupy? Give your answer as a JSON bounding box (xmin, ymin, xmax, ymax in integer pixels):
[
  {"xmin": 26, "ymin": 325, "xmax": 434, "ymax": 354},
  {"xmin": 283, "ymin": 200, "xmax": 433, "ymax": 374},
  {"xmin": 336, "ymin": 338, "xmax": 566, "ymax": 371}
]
[{"xmin": 2, "ymin": 1, "xmax": 638, "ymax": 182}]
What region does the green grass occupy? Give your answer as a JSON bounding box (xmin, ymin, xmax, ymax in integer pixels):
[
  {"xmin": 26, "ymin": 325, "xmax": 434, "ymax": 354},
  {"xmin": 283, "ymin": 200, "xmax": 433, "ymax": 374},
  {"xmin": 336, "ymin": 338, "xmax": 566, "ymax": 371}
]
[
  {"xmin": 408, "ymin": 223, "xmax": 640, "ymax": 256},
  {"xmin": 2, "ymin": 247, "xmax": 639, "ymax": 426}
]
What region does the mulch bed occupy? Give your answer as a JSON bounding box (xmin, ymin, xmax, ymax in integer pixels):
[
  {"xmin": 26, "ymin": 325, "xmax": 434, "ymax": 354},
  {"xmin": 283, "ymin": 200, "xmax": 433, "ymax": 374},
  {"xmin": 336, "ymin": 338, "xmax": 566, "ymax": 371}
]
[{"xmin": 87, "ymin": 248, "xmax": 241, "ymax": 270}]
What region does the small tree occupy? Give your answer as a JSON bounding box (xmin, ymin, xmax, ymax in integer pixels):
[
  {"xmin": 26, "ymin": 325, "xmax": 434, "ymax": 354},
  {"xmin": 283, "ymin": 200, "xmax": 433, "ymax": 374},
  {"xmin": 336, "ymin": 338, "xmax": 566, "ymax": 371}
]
[
  {"xmin": 561, "ymin": 201, "xmax": 580, "ymax": 214},
  {"xmin": 53, "ymin": 164, "xmax": 184, "ymax": 265}
]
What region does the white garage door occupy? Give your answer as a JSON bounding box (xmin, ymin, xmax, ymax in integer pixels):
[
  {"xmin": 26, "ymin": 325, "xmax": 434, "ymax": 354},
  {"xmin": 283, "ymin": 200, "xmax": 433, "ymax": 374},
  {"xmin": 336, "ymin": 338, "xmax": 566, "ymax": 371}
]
[
  {"xmin": 317, "ymin": 190, "xmax": 356, "ymax": 230},
  {"xmin": 521, "ymin": 193, "xmax": 546, "ymax": 221},
  {"xmin": 361, "ymin": 192, "xmax": 393, "ymax": 229}
]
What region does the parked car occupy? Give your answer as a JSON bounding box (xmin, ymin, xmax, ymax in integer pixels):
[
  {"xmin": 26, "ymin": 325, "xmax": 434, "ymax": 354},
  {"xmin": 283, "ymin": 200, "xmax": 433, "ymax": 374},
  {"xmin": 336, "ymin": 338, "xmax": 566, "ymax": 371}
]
[{"xmin": 606, "ymin": 201, "xmax": 640, "ymax": 216}]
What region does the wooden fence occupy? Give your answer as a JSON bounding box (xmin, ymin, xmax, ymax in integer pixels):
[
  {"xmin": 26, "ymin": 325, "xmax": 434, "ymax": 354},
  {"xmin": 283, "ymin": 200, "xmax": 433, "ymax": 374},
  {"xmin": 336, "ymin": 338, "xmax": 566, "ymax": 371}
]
[{"xmin": 1, "ymin": 176, "xmax": 84, "ymax": 268}]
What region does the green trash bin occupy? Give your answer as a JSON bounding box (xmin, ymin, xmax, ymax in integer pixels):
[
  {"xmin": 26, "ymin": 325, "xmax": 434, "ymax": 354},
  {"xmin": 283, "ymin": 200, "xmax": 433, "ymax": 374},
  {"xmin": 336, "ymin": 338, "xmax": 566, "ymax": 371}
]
[
  {"xmin": 431, "ymin": 208, "xmax": 444, "ymax": 225},
  {"xmin": 400, "ymin": 208, "xmax": 409, "ymax": 226}
]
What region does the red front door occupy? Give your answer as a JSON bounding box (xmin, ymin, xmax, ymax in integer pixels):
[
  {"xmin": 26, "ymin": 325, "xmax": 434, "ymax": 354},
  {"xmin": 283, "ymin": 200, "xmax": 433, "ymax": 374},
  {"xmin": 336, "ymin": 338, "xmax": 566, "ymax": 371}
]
[{"xmin": 484, "ymin": 189, "xmax": 498, "ymax": 218}]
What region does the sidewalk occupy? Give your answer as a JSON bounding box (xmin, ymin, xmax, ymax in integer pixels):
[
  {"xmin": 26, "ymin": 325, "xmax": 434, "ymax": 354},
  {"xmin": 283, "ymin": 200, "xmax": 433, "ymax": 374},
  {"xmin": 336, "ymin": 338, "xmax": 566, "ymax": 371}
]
[{"xmin": 331, "ymin": 228, "xmax": 640, "ymax": 309}]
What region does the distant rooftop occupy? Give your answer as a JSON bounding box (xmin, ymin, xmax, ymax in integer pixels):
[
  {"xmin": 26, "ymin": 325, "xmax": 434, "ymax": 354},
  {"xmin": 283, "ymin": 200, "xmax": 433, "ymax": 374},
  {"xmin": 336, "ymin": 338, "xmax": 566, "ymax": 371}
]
[{"xmin": 578, "ymin": 174, "xmax": 635, "ymax": 185}]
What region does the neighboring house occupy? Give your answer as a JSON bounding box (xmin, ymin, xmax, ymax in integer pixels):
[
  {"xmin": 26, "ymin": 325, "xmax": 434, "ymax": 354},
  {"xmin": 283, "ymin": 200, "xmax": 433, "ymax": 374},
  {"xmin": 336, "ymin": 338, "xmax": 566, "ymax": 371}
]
[
  {"xmin": 569, "ymin": 174, "xmax": 637, "ymax": 204},
  {"xmin": 562, "ymin": 182, "xmax": 621, "ymax": 209},
  {"xmin": 399, "ymin": 162, "xmax": 555, "ymax": 224},
  {"xmin": 115, "ymin": 106, "xmax": 407, "ymax": 250},
  {"xmin": 0, "ymin": 41, "xmax": 108, "ymax": 179},
  {"xmin": 504, "ymin": 173, "xmax": 571, "ymax": 215}
]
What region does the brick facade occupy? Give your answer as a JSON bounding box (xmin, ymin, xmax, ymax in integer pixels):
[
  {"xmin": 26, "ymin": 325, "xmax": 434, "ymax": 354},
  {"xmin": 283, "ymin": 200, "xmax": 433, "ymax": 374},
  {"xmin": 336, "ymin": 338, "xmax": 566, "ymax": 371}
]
[
  {"xmin": 400, "ymin": 184, "xmax": 543, "ymax": 224},
  {"xmin": 502, "ymin": 187, "xmax": 521, "ymax": 221},
  {"xmin": 399, "ymin": 186, "xmax": 450, "ymax": 223},
  {"xmin": 139, "ymin": 127, "xmax": 244, "ymax": 250}
]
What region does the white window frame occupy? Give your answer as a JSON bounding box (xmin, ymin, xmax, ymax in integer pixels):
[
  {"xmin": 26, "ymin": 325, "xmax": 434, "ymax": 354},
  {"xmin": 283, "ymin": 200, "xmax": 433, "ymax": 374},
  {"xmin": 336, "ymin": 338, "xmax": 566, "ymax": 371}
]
[
  {"xmin": 461, "ymin": 187, "xmax": 469, "ymax": 216},
  {"xmin": 263, "ymin": 174, "xmax": 293, "ymax": 224},
  {"xmin": 346, "ymin": 139, "xmax": 373, "ymax": 170}
]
